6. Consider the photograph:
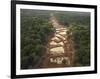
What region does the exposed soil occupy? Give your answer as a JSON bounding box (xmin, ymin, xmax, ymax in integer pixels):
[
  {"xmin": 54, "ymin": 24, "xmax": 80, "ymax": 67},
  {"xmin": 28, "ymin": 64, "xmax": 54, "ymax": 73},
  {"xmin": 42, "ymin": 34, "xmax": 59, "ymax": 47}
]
[{"xmin": 39, "ymin": 14, "xmax": 75, "ymax": 68}]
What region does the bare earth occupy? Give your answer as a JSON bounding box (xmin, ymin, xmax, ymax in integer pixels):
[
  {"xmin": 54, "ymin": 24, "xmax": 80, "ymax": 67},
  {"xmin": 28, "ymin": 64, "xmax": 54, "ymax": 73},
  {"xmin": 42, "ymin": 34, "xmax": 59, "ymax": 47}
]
[{"xmin": 40, "ymin": 14, "xmax": 75, "ymax": 68}]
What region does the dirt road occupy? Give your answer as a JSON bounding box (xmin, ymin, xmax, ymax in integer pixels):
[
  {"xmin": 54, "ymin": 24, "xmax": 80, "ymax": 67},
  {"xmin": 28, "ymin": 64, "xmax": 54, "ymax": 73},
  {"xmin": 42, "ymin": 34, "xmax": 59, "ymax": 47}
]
[{"xmin": 38, "ymin": 14, "xmax": 75, "ymax": 68}]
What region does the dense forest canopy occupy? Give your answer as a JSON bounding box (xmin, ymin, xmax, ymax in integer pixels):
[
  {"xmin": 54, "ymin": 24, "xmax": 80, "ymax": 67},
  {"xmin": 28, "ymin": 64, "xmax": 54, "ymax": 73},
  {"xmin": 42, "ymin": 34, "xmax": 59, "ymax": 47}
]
[{"xmin": 21, "ymin": 9, "xmax": 54, "ymax": 69}]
